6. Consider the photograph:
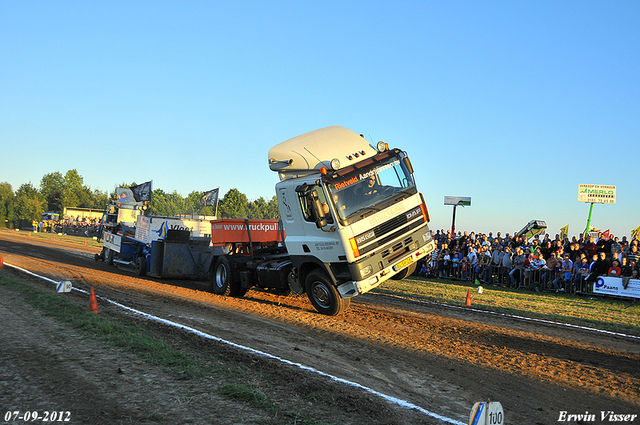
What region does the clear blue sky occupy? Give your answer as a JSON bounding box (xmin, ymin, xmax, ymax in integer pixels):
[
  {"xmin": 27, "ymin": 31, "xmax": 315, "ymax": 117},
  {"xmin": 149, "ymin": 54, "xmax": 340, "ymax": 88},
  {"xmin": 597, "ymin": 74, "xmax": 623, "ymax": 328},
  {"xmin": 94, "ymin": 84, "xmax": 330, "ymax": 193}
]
[{"xmin": 1, "ymin": 1, "xmax": 638, "ymax": 238}]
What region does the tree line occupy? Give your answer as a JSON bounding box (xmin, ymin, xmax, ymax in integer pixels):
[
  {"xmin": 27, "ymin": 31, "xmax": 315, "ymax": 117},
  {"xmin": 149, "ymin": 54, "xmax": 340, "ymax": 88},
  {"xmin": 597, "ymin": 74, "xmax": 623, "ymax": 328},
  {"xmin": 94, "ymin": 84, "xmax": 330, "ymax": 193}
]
[{"xmin": 0, "ymin": 169, "xmax": 280, "ymax": 228}]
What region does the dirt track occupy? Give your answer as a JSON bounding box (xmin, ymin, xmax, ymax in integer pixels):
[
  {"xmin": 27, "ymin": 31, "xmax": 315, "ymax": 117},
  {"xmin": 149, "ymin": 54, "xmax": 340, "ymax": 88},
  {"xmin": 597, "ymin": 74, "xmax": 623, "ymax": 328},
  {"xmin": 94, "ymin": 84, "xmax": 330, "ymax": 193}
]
[{"xmin": 1, "ymin": 230, "xmax": 639, "ymax": 424}]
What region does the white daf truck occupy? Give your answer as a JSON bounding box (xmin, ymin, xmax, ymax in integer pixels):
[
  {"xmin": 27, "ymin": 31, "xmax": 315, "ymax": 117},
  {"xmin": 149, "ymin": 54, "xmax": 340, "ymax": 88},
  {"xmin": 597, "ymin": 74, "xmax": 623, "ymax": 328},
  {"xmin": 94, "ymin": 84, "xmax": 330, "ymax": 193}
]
[{"xmin": 266, "ymin": 125, "xmax": 436, "ymax": 314}]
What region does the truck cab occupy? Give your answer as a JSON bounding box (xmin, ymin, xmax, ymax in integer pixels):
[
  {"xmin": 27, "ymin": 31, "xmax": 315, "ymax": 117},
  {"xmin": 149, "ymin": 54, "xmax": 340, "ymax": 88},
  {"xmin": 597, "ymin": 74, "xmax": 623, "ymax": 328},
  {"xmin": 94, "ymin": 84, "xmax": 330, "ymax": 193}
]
[{"xmin": 269, "ymin": 126, "xmax": 435, "ymax": 314}]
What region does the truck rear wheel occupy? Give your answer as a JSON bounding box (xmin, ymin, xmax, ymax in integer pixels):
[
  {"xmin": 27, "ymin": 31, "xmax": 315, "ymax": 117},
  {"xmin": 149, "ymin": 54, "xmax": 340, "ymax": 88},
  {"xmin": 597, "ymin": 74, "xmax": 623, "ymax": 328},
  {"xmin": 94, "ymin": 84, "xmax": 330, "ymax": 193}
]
[
  {"xmin": 305, "ymin": 269, "xmax": 349, "ymax": 316},
  {"xmin": 211, "ymin": 256, "xmax": 247, "ymax": 297}
]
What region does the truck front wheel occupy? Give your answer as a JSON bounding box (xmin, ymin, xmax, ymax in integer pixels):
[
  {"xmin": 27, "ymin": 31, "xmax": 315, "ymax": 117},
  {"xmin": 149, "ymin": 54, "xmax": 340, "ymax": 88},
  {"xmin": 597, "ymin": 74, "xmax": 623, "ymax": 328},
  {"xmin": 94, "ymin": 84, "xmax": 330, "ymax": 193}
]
[
  {"xmin": 136, "ymin": 256, "xmax": 147, "ymax": 276},
  {"xmin": 105, "ymin": 248, "xmax": 114, "ymax": 266},
  {"xmin": 305, "ymin": 270, "xmax": 349, "ymax": 316},
  {"xmin": 390, "ymin": 263, "xmax": 416, "ymax": 280}
]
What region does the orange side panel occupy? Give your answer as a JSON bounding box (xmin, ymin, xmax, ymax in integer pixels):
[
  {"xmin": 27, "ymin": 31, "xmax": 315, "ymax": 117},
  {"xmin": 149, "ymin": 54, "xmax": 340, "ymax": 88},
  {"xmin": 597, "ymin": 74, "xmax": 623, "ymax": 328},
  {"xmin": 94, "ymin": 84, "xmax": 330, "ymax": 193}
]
[{"xmin": 210, "ymin": 219, "xmax": 285, "ymax": 246}]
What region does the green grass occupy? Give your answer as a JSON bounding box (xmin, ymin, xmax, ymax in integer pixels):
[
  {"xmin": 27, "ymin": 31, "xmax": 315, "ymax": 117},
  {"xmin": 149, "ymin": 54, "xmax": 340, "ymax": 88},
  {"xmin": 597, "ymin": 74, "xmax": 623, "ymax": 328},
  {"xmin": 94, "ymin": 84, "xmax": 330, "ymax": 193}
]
[
  {"xmin": 0, "ymin": 271, "xmax": 203, "ymax": 375},
  {"xmin": 0, "ymin": 271, "xmax": 339, "ymax": 425},
  {"xmin": 377, "ymin": 275, "xmax": 640, "ymax": 336}
]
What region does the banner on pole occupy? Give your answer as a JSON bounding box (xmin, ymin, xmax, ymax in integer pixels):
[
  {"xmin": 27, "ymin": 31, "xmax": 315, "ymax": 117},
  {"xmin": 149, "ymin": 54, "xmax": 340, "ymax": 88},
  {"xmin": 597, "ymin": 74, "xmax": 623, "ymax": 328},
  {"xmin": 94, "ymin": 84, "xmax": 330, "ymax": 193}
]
[{"xmin": 578, "ymin": 184, "xmax": 616, "ymax": 204}]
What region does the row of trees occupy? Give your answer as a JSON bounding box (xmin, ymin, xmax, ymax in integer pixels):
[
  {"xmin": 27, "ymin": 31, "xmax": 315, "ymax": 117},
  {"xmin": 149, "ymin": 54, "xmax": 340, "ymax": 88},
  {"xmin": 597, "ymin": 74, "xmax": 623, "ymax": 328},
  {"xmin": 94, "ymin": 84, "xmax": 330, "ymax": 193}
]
[{"xmin": 0, "ymin": 169, "xmax": 280, "ymax": 229}]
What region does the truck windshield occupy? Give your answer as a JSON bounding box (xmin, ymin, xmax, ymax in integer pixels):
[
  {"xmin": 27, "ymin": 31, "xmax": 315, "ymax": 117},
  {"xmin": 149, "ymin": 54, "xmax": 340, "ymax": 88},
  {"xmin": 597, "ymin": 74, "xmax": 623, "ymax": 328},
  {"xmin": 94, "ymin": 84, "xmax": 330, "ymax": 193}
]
[{"xmin": 324, "ymin": 150, "xmax": 417, "ymax": 225}]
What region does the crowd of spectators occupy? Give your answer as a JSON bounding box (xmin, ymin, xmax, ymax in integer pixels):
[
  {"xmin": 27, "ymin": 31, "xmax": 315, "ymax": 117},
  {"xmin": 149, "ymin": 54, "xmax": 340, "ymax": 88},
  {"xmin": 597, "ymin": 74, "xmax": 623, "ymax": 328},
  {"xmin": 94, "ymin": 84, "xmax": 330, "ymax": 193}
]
[
  {"xmin": 49, "ymin": 216, "xmax": 102, "ymax": 237},
  {"xmin": 415, "ymin": 229, "xmax": 639, "ymax": 294}
]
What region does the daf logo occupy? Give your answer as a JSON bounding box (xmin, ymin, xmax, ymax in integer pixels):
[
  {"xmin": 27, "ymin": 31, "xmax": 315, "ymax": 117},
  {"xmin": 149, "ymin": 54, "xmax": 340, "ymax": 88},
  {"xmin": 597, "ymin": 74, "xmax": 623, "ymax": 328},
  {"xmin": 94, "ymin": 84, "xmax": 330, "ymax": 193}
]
[{"xmin": 406, "ymin": 207, "xmax": 421, "ymax": 220}]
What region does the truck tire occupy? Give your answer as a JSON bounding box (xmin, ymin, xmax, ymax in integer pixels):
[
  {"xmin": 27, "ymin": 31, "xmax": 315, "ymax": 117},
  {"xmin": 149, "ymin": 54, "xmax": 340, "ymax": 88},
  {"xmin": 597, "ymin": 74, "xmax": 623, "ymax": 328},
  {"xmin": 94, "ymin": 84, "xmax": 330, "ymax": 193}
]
[
  {"xmin": 390, "ymin": 262, "xmax": 417, "ymax": 280},
  {"xmin": 212, "ymin": 256, "xmax": 232, "ymax": 296},
  {"xmin": 305, "ymin": 269, "xmax": 349, "ymax": 316},
  {"xmin": 105, "ymin": 249, "xmax": 114, "ymax": 266},
  {"xmin": 211, "ymin": 256, "xmax": 248, "ymax": 297},
  {"xmin": 136, "ymin": 256, "xmax": 147, "ymax": 276}
]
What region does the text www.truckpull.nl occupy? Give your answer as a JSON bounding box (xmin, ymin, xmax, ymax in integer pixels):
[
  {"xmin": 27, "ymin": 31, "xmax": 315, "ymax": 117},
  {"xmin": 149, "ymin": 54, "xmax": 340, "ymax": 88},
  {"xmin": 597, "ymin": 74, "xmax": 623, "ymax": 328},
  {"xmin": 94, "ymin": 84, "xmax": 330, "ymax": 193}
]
[{"xmin": 214, "ymin": 223, "xmax": 280, "ymax": 233}]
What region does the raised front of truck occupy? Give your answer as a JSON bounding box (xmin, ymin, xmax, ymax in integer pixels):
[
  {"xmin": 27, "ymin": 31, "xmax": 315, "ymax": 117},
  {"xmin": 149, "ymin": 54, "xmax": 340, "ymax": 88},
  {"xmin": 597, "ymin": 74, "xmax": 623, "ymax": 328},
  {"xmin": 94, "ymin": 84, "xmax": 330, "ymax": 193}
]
[
  {"xmin": 321, "ymin": 146, "xmax": 435, "ymax": 297},
  {"xmin": 269, "ymin": 126, "xmax": 435, "ymax": 315}
]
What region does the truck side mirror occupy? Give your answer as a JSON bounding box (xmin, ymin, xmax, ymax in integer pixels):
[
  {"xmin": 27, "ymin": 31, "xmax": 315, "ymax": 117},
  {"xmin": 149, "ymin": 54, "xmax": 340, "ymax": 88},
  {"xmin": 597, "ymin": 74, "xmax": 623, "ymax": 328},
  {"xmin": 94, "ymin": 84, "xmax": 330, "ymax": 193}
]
[
  {"xmin": 403, "ymin": 156, "xmax": 414, "ymax": 175},
  {"xmin": 308, "ymin": 190, "xmax": 328, "ymax": 229}
]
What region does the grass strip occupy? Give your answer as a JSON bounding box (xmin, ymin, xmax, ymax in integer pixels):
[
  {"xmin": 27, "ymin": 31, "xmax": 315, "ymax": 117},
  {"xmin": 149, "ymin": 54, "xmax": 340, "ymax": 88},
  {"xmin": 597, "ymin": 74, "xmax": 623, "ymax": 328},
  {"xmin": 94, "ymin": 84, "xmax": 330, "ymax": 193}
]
[
  {"xmin": 0, "ymin": 271, "xmax": 202, "ymax": 375},
  {"xmin": 0, "ymin": 271, "xmax": 331, "ymax": 425}
]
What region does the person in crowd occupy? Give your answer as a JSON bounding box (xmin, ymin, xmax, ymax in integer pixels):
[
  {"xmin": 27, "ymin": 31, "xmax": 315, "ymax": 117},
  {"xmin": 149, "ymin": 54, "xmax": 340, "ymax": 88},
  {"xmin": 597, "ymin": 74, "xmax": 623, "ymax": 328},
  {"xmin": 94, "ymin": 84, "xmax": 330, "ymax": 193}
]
[
  {"xmin": 584, "ymin": 251, "xmax": 611, "ymax": 293},
  {"xmin": 596, "ymin": 235, "xmax": 608, "ymax": 255},
  {"xmin": 451, "ymin": 248, "xmax": 462, "ymax": 279},
  {"xmin": 528, "ymin": 252, "xmax": 546, "ymax": 290},
  {"xmin": 479, "ymin": 248, "xmax": 492, "ymax": 283},
  {"xmin": 620, "ymin": 257, "xmax": 636, "ymax": 278},
  {"xmin": 592, "ymin": 252, "xmax": 611, "ymax": 277},
  {"xmin": 542, "ymin": 251, "xmax": 559, "ymax": 289},
  {"xmin": 612, "ymin": 245, "xmax": 625, "ymax": 265},
  {"xmin": 509, "ymin": 248, "xmax": 526, "ymax": 288},
  {"xmin": 442, "ymin": 248, "xmax": 451, "ymax": 278},
  {"xmin": 429, "ymin": 244, "xmax": 440, "ymax": 275},
  {"xmin": 467, "ymin": 246, "xmax": 478, "ymax": 282},
  {"xmin": 559, "ymin": 254, "xmax": 574, "ymax": 293},
  {"xmin": 608, "ymin": 260, "xmax": 621, "ymax": 277},
  {"xmin": 488, "ymin": 244, "xmax": 503, "ymax": 284},
  {"xmin": 436, "ymin": 248, "xmax": 446, "ymax": 278},
  {"xmin": 499, "ymin": 246, "xmax": 513, "ymax": 285},
  {"xmin": 460, "ymin": 255, "xmax": 470, "ymax": 281},
  {"xmin": 573, "ymin": 256, "xmax": 590, "ymax": 293},
  {"xmin": 626, "ymin": 244, "xmax": 640, "ymax": 264},
  {"xmin": 584, "ymin": 237, "xmax": 598, "ymax": 259}
]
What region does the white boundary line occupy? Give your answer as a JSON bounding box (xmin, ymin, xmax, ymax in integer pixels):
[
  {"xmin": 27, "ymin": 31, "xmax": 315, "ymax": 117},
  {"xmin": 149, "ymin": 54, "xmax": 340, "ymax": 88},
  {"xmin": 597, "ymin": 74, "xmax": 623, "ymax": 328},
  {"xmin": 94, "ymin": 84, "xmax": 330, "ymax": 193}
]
[
  {"xmin": 370, "ymin": 292, "xmax": 640, "ymax": 340},
  {"xmin": 1, "ymin": 261, "xmax": 466, "ymax": 425}
]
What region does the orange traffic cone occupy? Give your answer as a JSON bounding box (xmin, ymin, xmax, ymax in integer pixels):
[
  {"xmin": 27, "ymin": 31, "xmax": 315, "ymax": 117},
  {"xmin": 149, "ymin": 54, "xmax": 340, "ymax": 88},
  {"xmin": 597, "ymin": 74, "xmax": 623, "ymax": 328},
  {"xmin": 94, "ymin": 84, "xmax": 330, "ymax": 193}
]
[
  {"xmin": 0, "ymin": 255, "xmax": 3, "ymax": 270},
  {"xmin": 465, "ymin": 288, "xmax": 472, "ymax": 307},
  {"xmin": 84, "ymin": 239, "xmax": 87, "ymax": 245},
  {"xmin": 89, "ymin": 286, "xmax": 99, "ymax": 313}
]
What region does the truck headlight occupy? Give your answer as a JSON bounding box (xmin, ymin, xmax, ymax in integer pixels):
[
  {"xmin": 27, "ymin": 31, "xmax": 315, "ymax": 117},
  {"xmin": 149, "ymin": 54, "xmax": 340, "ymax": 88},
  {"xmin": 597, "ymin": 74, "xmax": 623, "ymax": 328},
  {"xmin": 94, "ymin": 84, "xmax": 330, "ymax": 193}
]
[{"xmin": 360, "ymin": 265, "xmax": 373, "ymax": 278}]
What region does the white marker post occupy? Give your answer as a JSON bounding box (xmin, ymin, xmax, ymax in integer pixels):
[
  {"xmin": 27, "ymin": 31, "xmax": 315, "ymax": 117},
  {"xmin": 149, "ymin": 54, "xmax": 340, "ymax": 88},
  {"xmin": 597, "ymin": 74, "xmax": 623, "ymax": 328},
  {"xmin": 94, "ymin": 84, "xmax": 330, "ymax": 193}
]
[
  {"xmin": 469, "ymin": 401, "xmax": 504, "ymax": 425},
  {"xmin": 56, "ymin": 280, "xmax": 73, "ymax": 293}
]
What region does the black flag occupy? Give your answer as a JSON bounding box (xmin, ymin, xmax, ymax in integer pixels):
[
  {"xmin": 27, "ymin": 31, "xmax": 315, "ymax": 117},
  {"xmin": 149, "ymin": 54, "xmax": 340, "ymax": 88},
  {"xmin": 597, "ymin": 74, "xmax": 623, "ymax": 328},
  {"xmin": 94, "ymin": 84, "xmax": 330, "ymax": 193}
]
[
  {"xmin": 130, "ymin": 181, "xmax": 152, "ymax": 202},
  {"xmin": 200, "ymin": 188, "xmax": 219, "ymax": 208}
]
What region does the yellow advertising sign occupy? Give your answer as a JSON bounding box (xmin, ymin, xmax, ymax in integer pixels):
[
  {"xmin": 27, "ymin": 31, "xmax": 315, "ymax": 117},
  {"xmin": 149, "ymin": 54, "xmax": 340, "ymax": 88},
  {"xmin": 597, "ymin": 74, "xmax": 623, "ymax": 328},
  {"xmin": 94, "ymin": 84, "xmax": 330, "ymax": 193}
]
[{"xmin": 578, "ymin": 184, "xmax": 616, "ymax": 204}]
